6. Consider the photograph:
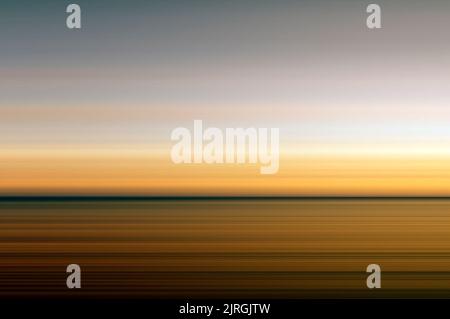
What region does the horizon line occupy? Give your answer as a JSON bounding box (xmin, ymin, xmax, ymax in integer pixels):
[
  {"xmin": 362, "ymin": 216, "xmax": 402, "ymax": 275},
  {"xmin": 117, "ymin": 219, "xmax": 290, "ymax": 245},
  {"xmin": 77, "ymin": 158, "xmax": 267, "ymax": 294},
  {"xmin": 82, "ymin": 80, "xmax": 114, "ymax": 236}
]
[{"xmin": 2, "ymin": 195, "xmax": 450, "ymax": 201}]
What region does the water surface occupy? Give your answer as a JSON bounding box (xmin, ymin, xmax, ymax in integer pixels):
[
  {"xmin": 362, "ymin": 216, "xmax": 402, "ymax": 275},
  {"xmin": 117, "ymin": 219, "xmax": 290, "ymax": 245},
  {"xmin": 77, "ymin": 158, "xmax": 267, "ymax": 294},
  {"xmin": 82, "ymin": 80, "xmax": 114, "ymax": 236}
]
[{"xmin": 1, "ymin": 199, "xmax": 450, "ymax": 298}]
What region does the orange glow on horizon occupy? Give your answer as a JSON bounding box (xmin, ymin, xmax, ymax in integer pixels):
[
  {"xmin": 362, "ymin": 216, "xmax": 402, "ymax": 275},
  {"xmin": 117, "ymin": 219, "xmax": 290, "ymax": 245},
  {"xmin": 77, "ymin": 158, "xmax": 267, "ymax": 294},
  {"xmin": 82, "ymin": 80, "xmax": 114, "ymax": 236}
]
[{"xmin": 3, "ymin": 143, "xmax": 450, "ymax": 196}]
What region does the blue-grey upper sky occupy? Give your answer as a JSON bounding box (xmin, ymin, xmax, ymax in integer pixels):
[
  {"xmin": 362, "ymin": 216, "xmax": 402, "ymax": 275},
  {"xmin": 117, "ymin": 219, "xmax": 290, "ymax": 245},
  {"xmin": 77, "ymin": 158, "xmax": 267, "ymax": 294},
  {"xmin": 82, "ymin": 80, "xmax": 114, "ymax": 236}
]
[{"xmin": 1, "ymin": 0, "xmax": 450, "ymax": 145}]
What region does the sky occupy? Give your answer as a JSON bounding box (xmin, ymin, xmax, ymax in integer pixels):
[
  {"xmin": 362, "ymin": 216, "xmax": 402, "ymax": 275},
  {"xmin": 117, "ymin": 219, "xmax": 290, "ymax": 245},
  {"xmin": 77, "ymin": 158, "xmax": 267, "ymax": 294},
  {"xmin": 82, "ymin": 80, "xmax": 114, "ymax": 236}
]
[{"xmin": 2, "ymin": 0, "xmax": 450, "ymax": 196}]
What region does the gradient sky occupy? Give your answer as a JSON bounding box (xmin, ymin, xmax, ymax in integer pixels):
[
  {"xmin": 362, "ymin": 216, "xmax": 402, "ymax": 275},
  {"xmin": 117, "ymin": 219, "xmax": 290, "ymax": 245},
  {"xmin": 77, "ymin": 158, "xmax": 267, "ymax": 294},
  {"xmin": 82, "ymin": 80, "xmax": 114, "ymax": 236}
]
[{"xmin": 2, "ymin": 0, "xmax": 450, "ymax": 196}]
